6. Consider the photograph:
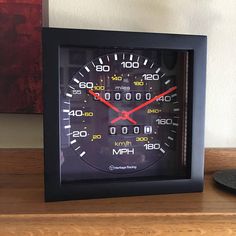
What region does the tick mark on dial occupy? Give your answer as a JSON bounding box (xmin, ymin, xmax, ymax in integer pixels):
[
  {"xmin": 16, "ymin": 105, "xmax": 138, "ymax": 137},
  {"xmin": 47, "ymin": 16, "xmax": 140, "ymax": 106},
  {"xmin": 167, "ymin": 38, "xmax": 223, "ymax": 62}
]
[
  {"xmin": 173, "ymin": 108, "xmax": 180, "ymax": 112},
  {"xmin": 66, "ymin": 93, "xmax": 72, "ymax": 98},
  {"xmin": 165, "ymin": 80, "xmax": 171, "ymax": 85},
  {"xmin": 70, "ymin": 139, "xmax": 76, "ymax": 144},
  {"xmin": 85, "ymin": 66, "xmax": 90, "ymax": 72},
  {"xmin": 80, "ymin": 151, "xmax": 86, "ymax": 157},
  {"xmin": 73, "ymin": 78, "xmax": 79, "ymax": 83},
  {"xmin": 143, "ymin": 59, "xmax": 148, "ymax": 65},
  {"xmin": 99, "ymin": 58, "xmax": 103, "ymax": 64},
  {"xmin": 160, "ymin": 148, "xmax": 165, "ymax": 153}
]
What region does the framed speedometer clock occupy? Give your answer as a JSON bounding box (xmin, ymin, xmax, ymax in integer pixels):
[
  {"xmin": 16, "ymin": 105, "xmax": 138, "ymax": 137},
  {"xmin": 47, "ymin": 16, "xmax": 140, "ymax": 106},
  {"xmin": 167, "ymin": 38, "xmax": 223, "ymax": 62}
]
[{"xmin": 43, "ymin": 28, "xmax": 207, "ymax": 201}]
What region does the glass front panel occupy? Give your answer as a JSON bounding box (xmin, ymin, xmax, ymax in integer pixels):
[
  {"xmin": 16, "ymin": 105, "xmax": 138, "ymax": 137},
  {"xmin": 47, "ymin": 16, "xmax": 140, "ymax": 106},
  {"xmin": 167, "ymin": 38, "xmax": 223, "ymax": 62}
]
[{"xmin": 59, "ymin": 47, "xmax": 192, "ymax": 183}]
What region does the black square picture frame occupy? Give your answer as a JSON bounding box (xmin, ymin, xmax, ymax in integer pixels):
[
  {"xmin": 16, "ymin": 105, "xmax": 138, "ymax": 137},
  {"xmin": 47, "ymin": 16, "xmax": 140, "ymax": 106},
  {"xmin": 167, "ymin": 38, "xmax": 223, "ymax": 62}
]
[{"xmin": 43, "ymin": 27, "xmax": 207, "ymax": 202}]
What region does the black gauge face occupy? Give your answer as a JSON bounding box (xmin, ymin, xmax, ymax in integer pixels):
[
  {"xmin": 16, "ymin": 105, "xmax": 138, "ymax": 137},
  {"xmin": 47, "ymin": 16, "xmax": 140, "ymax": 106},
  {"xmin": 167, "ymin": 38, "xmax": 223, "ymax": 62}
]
[{"xmin": 60, "ymin": 47, "xmax": 190, "ymax": 182}]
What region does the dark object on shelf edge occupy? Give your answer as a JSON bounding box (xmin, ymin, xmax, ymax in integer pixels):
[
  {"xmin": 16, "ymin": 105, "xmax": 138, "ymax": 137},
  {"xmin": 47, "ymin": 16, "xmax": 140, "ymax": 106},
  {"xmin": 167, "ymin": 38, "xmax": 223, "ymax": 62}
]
[{"xmin": 213, "ymin": 169, "xmax": 236, "ymax": 194}]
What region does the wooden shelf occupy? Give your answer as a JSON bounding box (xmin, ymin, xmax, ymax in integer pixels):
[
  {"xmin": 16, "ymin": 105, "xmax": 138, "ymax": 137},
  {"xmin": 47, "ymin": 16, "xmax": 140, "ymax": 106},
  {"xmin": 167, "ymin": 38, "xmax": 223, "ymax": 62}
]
[{"xmin": 1, "ymin": 148, "xmax": 236, "ymax": 235}]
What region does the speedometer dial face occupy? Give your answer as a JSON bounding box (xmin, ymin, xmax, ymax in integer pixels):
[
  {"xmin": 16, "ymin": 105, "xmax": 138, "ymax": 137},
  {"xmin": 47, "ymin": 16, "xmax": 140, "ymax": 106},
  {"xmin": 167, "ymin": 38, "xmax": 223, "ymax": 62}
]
[{"xmin": 59, "ymin": 47, "xmax": 191, "ymax": 182}]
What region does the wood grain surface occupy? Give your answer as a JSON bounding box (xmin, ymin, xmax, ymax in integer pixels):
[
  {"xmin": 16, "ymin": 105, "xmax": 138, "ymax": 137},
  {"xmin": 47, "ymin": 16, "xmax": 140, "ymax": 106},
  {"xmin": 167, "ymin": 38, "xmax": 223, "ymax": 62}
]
[{"xmin": 0, "ymin": 148, "xmax": 236, "ymax": 235}]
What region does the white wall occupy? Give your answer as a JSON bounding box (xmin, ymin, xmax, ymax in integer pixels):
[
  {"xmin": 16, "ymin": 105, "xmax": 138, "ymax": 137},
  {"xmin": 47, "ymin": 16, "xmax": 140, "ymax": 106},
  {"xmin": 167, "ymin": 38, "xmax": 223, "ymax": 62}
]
[
  {"xmin": 1, "ymin": 0, "xmax": 236, "ymax": 148},
  {"xmin": 0, "ymin": 114, "xmax": 42, "ymax": 148}
]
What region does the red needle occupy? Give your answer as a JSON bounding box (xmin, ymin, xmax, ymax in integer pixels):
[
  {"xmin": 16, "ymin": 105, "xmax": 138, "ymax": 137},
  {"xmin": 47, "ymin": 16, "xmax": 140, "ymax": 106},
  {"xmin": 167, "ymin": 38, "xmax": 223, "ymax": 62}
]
[
  {"xmin": 111, "ymin": 86, "xmax": 177, "ymax": 124},
  {"xmin": 88, "ymin": 89, "xmax": 137, "ymax": 125}
]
